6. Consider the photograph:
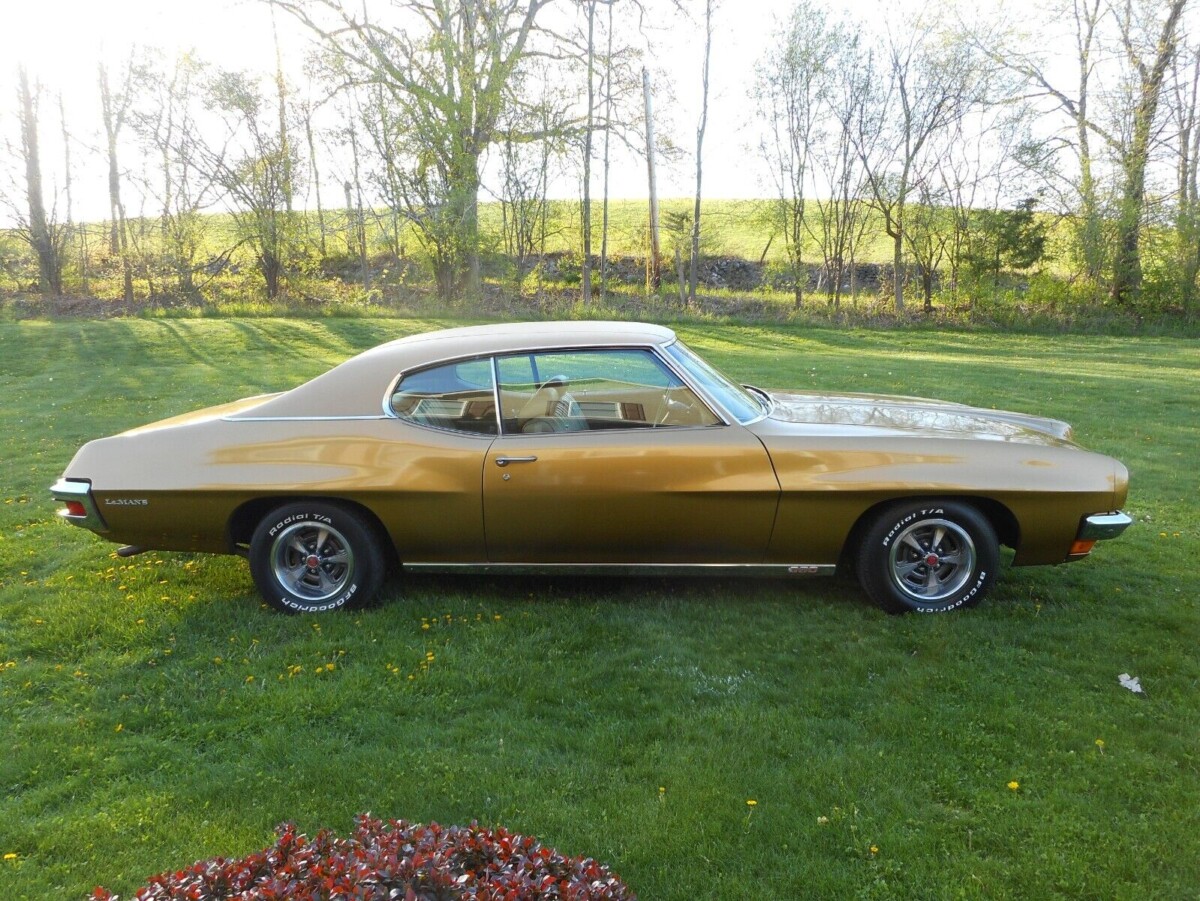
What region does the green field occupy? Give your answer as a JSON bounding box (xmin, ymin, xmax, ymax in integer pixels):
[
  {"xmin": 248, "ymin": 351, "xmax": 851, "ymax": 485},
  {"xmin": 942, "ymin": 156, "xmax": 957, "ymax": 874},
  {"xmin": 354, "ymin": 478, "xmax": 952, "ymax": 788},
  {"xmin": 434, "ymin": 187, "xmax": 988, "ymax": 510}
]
[{"xmin": 1, "ymin": 318, "xmax": 1197, "ymax": 899}]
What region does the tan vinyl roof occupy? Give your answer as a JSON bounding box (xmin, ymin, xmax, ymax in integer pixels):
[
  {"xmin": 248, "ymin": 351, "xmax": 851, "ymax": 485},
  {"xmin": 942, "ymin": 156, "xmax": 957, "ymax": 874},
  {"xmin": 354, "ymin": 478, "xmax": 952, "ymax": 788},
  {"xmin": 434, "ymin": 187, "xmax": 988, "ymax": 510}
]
[{"xmin": 232, "ymin": 321, "xmax": 678, "ymax": 419}]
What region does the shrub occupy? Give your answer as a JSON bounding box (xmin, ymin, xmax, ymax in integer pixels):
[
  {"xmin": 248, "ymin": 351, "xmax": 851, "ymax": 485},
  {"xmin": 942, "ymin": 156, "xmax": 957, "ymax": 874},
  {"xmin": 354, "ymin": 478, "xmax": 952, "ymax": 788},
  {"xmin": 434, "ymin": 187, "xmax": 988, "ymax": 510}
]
[{"xmin": 90, "ymin": 815, "xmax": 635, "ymax": 901}]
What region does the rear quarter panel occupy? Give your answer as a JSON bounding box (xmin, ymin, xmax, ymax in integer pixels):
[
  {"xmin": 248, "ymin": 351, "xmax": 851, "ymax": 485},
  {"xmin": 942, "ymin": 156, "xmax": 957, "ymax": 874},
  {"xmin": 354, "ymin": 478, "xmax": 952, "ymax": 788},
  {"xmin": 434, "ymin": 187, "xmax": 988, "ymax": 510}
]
[{"xmin": 64, "ymin": 418, "xmax": 490, "ymax": 560}]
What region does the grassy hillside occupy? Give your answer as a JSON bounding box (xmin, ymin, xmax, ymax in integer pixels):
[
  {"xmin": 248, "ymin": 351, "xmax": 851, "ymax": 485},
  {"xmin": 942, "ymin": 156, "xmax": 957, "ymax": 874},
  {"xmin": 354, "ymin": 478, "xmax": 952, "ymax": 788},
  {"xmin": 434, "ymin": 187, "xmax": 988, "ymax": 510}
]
[{"xmin": 1, "ymin": 318, "xmax": 1197, "ymax": 899}]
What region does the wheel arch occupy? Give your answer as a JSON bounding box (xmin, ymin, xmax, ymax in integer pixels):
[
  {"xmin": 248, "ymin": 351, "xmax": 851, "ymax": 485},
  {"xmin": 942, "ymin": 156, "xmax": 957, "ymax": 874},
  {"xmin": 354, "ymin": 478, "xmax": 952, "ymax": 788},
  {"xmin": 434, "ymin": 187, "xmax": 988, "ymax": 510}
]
[
  {"xmin": 227, "ymin": 496, "xmax": 398, "ymax": 568},
  {"xmin": 838, "ymin": 494, "xmax": 1020, "ymax": 570}
]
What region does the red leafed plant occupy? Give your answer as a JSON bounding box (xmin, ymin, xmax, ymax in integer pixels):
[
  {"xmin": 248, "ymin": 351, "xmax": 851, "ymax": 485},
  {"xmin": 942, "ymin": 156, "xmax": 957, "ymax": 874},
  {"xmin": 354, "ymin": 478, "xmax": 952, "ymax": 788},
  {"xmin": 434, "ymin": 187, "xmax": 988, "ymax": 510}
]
[{"xmin": 90, "ymin": 815, "xmax": 635, "ymax": 900}]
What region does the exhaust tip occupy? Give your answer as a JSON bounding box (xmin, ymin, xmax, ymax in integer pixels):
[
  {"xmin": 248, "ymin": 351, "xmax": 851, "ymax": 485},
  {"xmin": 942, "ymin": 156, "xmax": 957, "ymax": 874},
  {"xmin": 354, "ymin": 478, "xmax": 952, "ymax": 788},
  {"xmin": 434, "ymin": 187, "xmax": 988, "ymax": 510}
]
[{"xmin": 116, "ymin": 545, "xmax": 146, "ymax": 558}]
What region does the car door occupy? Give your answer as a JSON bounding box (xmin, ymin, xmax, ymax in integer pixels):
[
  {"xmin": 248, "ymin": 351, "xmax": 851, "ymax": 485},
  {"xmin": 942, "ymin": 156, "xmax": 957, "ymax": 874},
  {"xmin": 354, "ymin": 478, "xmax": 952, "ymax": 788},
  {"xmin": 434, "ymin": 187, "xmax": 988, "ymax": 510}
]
[
  {"xmin": 483, "ymin": 347, "xmax": 779, "ymax": 564},
  {"xmin": 383, "ymin": 356, "xmax": 499, "ymax": 561}
]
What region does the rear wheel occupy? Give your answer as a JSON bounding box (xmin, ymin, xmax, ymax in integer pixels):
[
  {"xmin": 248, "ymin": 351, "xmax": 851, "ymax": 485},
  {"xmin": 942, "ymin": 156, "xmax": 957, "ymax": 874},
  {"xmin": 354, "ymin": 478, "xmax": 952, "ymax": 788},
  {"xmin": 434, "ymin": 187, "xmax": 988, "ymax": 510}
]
[
  {"xmin": 249, "ymin": 502, "xmax": 386, "ymax": 613},
  {"xmin": 857, "ymin": 501, "xmax": 999, "ymax": 614}
]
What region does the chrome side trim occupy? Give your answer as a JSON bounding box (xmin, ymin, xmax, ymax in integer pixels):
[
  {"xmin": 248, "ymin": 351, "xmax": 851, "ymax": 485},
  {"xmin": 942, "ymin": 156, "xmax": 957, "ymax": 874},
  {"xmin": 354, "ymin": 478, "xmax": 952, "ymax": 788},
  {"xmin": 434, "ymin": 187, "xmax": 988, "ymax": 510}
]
[
  {"xmin": 1079, "ymin": 512, "xmax": 1134, "ymax": 541},
  {"xmin": 223, "ymin": 414, "xmax": 390, "ymax": 422},
  {"xmin": 402, "ymin": 562, "xmax": 837, "ymax": 578},
  {"xmin": 50, "ymin": 479, "xmax": 109, "ymax": 532}
]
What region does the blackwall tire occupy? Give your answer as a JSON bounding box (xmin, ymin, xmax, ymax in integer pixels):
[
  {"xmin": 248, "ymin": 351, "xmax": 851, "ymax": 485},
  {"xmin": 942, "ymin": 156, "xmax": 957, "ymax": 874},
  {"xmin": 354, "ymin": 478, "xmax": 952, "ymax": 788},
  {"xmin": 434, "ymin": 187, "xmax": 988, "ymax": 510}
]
[
  {"xmin": 857, "ymin": 501, "xmax": 999, "ymax": 614},
  {"xmin": 249, "ymin": 502, "xmax": 386, "ymax": 614}
]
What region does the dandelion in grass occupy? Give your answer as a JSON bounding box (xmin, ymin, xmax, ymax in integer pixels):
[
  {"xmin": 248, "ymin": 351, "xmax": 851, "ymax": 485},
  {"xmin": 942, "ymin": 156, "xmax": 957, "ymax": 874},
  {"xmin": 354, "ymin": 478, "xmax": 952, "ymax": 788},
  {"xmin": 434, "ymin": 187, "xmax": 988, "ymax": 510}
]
[
  {"xmin": 1007, "ymin": 781, "xmax": 1020, "ymax": 791},
  {"xmin": 3, "ymin": 853, "xmax": 16, "ymax": 860},
  {"xmin": 1095, "ymin": 738, "xmax": 1105, "ymax": 754}
]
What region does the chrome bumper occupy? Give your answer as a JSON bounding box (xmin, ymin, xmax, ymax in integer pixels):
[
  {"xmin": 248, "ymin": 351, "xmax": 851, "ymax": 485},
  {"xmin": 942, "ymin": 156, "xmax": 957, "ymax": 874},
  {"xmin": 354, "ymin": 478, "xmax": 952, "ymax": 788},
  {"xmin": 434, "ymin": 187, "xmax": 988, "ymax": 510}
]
[
  {"xmin": 50, "ymin": 478, "xmax": 108, "ymax": 532},
  {"xmin": 1078, "ymin": 512, "xmax": 1133, "ymax": 541}
]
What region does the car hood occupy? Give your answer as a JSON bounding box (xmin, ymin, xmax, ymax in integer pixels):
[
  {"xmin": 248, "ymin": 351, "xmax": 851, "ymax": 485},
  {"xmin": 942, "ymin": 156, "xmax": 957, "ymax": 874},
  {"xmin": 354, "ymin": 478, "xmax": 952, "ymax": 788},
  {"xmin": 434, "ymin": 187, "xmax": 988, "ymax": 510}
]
[{"xmin": 762, "ymin": 390, "xmax": 1074, "ymax": 444}]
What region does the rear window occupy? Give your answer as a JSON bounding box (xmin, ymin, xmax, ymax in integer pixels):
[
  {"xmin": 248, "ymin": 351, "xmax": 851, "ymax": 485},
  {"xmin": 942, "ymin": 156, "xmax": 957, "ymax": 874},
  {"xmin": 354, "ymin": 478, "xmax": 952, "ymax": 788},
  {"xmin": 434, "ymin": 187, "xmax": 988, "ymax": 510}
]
[{"xmin": 390, "ymin": 359, "xmax": 498, "ymax": 435}]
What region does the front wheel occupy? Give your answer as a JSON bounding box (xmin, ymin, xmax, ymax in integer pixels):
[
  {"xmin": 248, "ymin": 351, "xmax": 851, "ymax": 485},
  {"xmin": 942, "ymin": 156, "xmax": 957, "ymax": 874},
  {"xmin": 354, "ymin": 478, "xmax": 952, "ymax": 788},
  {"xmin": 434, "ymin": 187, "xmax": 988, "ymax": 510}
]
[
  {"xmin": 249, "ymin": 502, "xmax": 386, "ymax": 613},
  {"xmin": 857, "ymin": 501, "xmax": 999, "ymax": 614}
]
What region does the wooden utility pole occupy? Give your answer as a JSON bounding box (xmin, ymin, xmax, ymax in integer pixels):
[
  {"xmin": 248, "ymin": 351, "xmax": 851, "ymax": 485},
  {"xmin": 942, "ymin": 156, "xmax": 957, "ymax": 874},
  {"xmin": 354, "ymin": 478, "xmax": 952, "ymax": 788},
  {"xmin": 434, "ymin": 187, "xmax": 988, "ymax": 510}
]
[{"xmin": 643, "ymin": 67, "xmax": 662, "ymax": 291}]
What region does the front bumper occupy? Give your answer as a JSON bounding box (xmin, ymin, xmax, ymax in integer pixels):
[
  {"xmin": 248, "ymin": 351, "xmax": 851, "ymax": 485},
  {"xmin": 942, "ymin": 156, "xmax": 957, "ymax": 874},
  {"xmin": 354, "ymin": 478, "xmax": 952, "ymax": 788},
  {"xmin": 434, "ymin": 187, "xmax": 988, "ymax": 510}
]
[
  {"xmin": 50, "ymin": 478, "xmax": 109, "ymax": 532},
  {"xmin": 1078, "ymin": 511, "xmax": 1134, "ymax": 541}
]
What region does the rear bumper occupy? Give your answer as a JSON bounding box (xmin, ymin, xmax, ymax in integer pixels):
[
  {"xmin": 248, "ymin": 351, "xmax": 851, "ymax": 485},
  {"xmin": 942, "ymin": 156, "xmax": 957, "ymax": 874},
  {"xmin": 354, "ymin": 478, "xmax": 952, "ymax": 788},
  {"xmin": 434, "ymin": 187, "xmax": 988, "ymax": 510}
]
[
  {"xmin": 50, "ymin": 479, "xmax": 109, "ymax": 533},
  {"xmin": 1078, "ymin": 511, "xmax": 1133, "ymax": 541}
]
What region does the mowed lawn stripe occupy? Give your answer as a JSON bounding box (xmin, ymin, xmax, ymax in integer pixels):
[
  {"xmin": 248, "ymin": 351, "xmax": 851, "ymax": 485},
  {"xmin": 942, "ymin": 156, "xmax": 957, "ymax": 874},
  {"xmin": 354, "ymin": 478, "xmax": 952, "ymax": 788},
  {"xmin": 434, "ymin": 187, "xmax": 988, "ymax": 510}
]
[{"xmin": 0, "ymin": 318, "xmax": 1196, "ymax": 900}]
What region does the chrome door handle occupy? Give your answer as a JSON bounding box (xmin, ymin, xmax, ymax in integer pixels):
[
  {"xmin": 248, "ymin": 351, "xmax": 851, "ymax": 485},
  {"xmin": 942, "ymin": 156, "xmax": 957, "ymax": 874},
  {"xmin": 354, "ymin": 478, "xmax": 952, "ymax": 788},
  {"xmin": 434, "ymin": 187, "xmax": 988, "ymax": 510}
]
[{"xmin": 495, "ymin": 455, "xmax": 538, "ymax": 467}]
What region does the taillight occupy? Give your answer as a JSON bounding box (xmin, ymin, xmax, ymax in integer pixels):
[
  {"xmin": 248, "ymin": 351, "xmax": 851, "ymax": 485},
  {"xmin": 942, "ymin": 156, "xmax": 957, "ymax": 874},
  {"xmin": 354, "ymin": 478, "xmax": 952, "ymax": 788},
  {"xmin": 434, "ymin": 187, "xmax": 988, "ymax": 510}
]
[{"xmin": 64, "ymin": 501, "xmax": 87, "ymax": 517}]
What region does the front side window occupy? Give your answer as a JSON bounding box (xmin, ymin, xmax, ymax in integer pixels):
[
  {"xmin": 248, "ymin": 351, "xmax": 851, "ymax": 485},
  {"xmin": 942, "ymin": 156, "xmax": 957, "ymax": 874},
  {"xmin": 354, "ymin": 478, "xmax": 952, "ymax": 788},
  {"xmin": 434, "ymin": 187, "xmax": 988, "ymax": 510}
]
[
  {"xmin": 390, "ymin": 359, "xmax": 498, "ymax": 435},
  {"xmin": 661, "ymin": 340, "xmax": 765, "ymax": 424},
  {"xmin": 495, "ymin": 348, "xmax": 720, "ymax": 434}
]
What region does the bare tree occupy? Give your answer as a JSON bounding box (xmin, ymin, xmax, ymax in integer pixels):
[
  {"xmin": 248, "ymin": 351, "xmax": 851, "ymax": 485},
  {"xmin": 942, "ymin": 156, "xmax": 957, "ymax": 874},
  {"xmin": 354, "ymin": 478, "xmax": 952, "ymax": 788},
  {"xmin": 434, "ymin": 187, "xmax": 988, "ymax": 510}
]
[
  {"xmin": 131, "ymin": 52, "xmax": 223, "ymax": 298},
  {"xmin": 196, "ymin": 69, "xmax": 302, "ymax": 299},
  {"xmin": 806, "ymin": 28, "xmax": 870, "ymax": 307},
  {"xmin": 1167, "ymin": 39, "xmax": 1200, "ymax": 311},
  {"xmin": 9, "ymin": 67, "xmax": 65, "ymax": 295},
  {"xmin": 57, "ymin": 90, "xmax": 87, "ymax": 294},
  {"xmin": 494, "ymin": 63, "xmax": 568, "ymax": 287},
  {"xmin": 581, "ymin": 0, "xmax": 599, "ymax": 304},
  {"xmin": 854, "ymin": 15, "xmax": 982, "ymax": 312},
  {"xmin": 1109, "ymin": 0, "xmax": 1187, "ymax": 303},
  {"xmin": 270, "ymin": 5, "xmax": 296, "ymax": 215},
  {"xmin": 642, "ymin": 66, "xmax": 663, "ymax": 291},
  {"xmin": 600, "ymin": 0, "xmax": 616, "ymax": 301},
  {"xmin": 904, "ymin": 175, "xmax": 953, "ymax": 309},
  {"xmin": 99, "ymin": 55, "xmax": 136, "ymax": 303},
  {"xmin": 688, "ymin": 0, "xmax": 715, "ymax": 307},
  {"xmin": 271, "ymin": 0, "xmax": 555, "ymax": 299},
  {"xmin": 754, "ymin": 0, "xmax": 840, "ymax": 308},
  {"xmin": 971, "ymin": 0, "xmax": 1186, "ymax": 302}
]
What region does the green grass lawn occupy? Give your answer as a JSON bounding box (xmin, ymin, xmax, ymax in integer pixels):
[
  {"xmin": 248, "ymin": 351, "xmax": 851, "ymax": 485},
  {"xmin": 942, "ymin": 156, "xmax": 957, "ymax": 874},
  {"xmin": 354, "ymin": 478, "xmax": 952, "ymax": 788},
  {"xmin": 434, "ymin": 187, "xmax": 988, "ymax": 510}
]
[{"xmin": 1, "ymin": 318, "xmax": 1197, "ymax": 900}]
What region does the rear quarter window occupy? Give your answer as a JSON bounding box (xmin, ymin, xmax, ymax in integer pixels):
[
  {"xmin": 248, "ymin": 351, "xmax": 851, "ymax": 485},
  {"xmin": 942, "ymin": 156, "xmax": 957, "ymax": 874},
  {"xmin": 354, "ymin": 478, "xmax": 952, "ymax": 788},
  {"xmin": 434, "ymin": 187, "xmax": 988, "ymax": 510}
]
[{"xmin": 390, "ymin": 359, "xmax": 498, "ymax": 435}]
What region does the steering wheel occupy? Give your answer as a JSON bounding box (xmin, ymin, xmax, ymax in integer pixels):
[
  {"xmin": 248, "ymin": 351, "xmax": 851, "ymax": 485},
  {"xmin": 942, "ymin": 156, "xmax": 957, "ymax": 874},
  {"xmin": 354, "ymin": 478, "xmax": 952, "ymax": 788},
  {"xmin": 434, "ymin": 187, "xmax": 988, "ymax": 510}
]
[{"xmin": 516, "ymin": 374, "xmax": 571, "ymax": 432}]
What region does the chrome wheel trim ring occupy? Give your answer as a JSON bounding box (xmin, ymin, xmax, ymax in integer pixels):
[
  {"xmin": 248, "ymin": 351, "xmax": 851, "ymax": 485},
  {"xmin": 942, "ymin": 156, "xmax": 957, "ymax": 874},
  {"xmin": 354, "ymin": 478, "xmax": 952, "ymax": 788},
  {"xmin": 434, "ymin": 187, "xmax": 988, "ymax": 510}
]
[
  {"xmin": 270, "ymin": 521, "xmax": 355, "ymax": 603},
  {"xmin": 887, "ymin": 517, "xmax": 977, "ymax": 604}
]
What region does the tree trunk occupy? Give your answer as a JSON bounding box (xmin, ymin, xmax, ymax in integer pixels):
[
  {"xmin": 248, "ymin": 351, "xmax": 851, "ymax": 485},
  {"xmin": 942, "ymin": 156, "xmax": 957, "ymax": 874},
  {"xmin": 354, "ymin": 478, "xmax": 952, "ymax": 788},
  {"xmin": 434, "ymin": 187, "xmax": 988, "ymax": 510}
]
[
  {"xmin": 272, "ymin": 7, "xmax": 294, "ymax": 215},
  {"xmin": 581, "ymin": 0, "xmax": 595, "ymax": 304},
  {"xmin": 305, "ymin": 112, "xmax": 327, "ymax": 257},
  {"xmin": 689, "ymin": 0, "xmax": 714, "ymax": 308},
  {"xmin": 599, "ymin": 0, "xmax": 614, "ymax": 303},
  {"xmin": 1111, "ymin": 0, "xmax": 1186, "ymax": 305},
  {"xmin": 18, "ymin": 67, "xmax": 61, "ymax": 296},
  {"xmin": 892, "ymin": 229, "xmax": 905, "ymax": 311},
  {"xmin": 465, "ymin": 175, "xmax": 482, "ymax": 298},
  {"xmin": 99, "ymin": 62, "xmax": 134, "ymax": 303},
  {"xmin": 643, "ymin": 68, "xmax": 662, "ymax": 292},
  {"xmin": 58, "ymin": 92, "xmax": 75, "ymax": 295}
]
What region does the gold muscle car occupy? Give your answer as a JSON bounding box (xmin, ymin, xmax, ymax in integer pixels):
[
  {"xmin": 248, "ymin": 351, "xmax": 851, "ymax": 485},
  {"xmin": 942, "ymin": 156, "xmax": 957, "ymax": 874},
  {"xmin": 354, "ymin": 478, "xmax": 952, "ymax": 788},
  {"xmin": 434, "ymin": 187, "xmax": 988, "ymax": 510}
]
[{"xmin": 50, "ymin": 321, "xmax": 1131, "ymax": 614}]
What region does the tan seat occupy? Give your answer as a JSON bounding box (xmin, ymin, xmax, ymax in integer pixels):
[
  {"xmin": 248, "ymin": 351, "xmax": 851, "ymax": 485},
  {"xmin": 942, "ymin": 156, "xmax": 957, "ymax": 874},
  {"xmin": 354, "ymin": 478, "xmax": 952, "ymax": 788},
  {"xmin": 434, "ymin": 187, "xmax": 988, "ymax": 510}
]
[{"xmin": 516, "ymin": 377, "xmax": 566, "ymax": 432}]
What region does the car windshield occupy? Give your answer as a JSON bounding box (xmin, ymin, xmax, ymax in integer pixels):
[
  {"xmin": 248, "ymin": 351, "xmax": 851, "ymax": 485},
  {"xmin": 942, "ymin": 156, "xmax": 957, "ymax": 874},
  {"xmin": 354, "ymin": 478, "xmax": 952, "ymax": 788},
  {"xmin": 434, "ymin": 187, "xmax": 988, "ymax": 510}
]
[{"xmin": 662, "ymin": 340, "xmax": 766, "ymax": 424}]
